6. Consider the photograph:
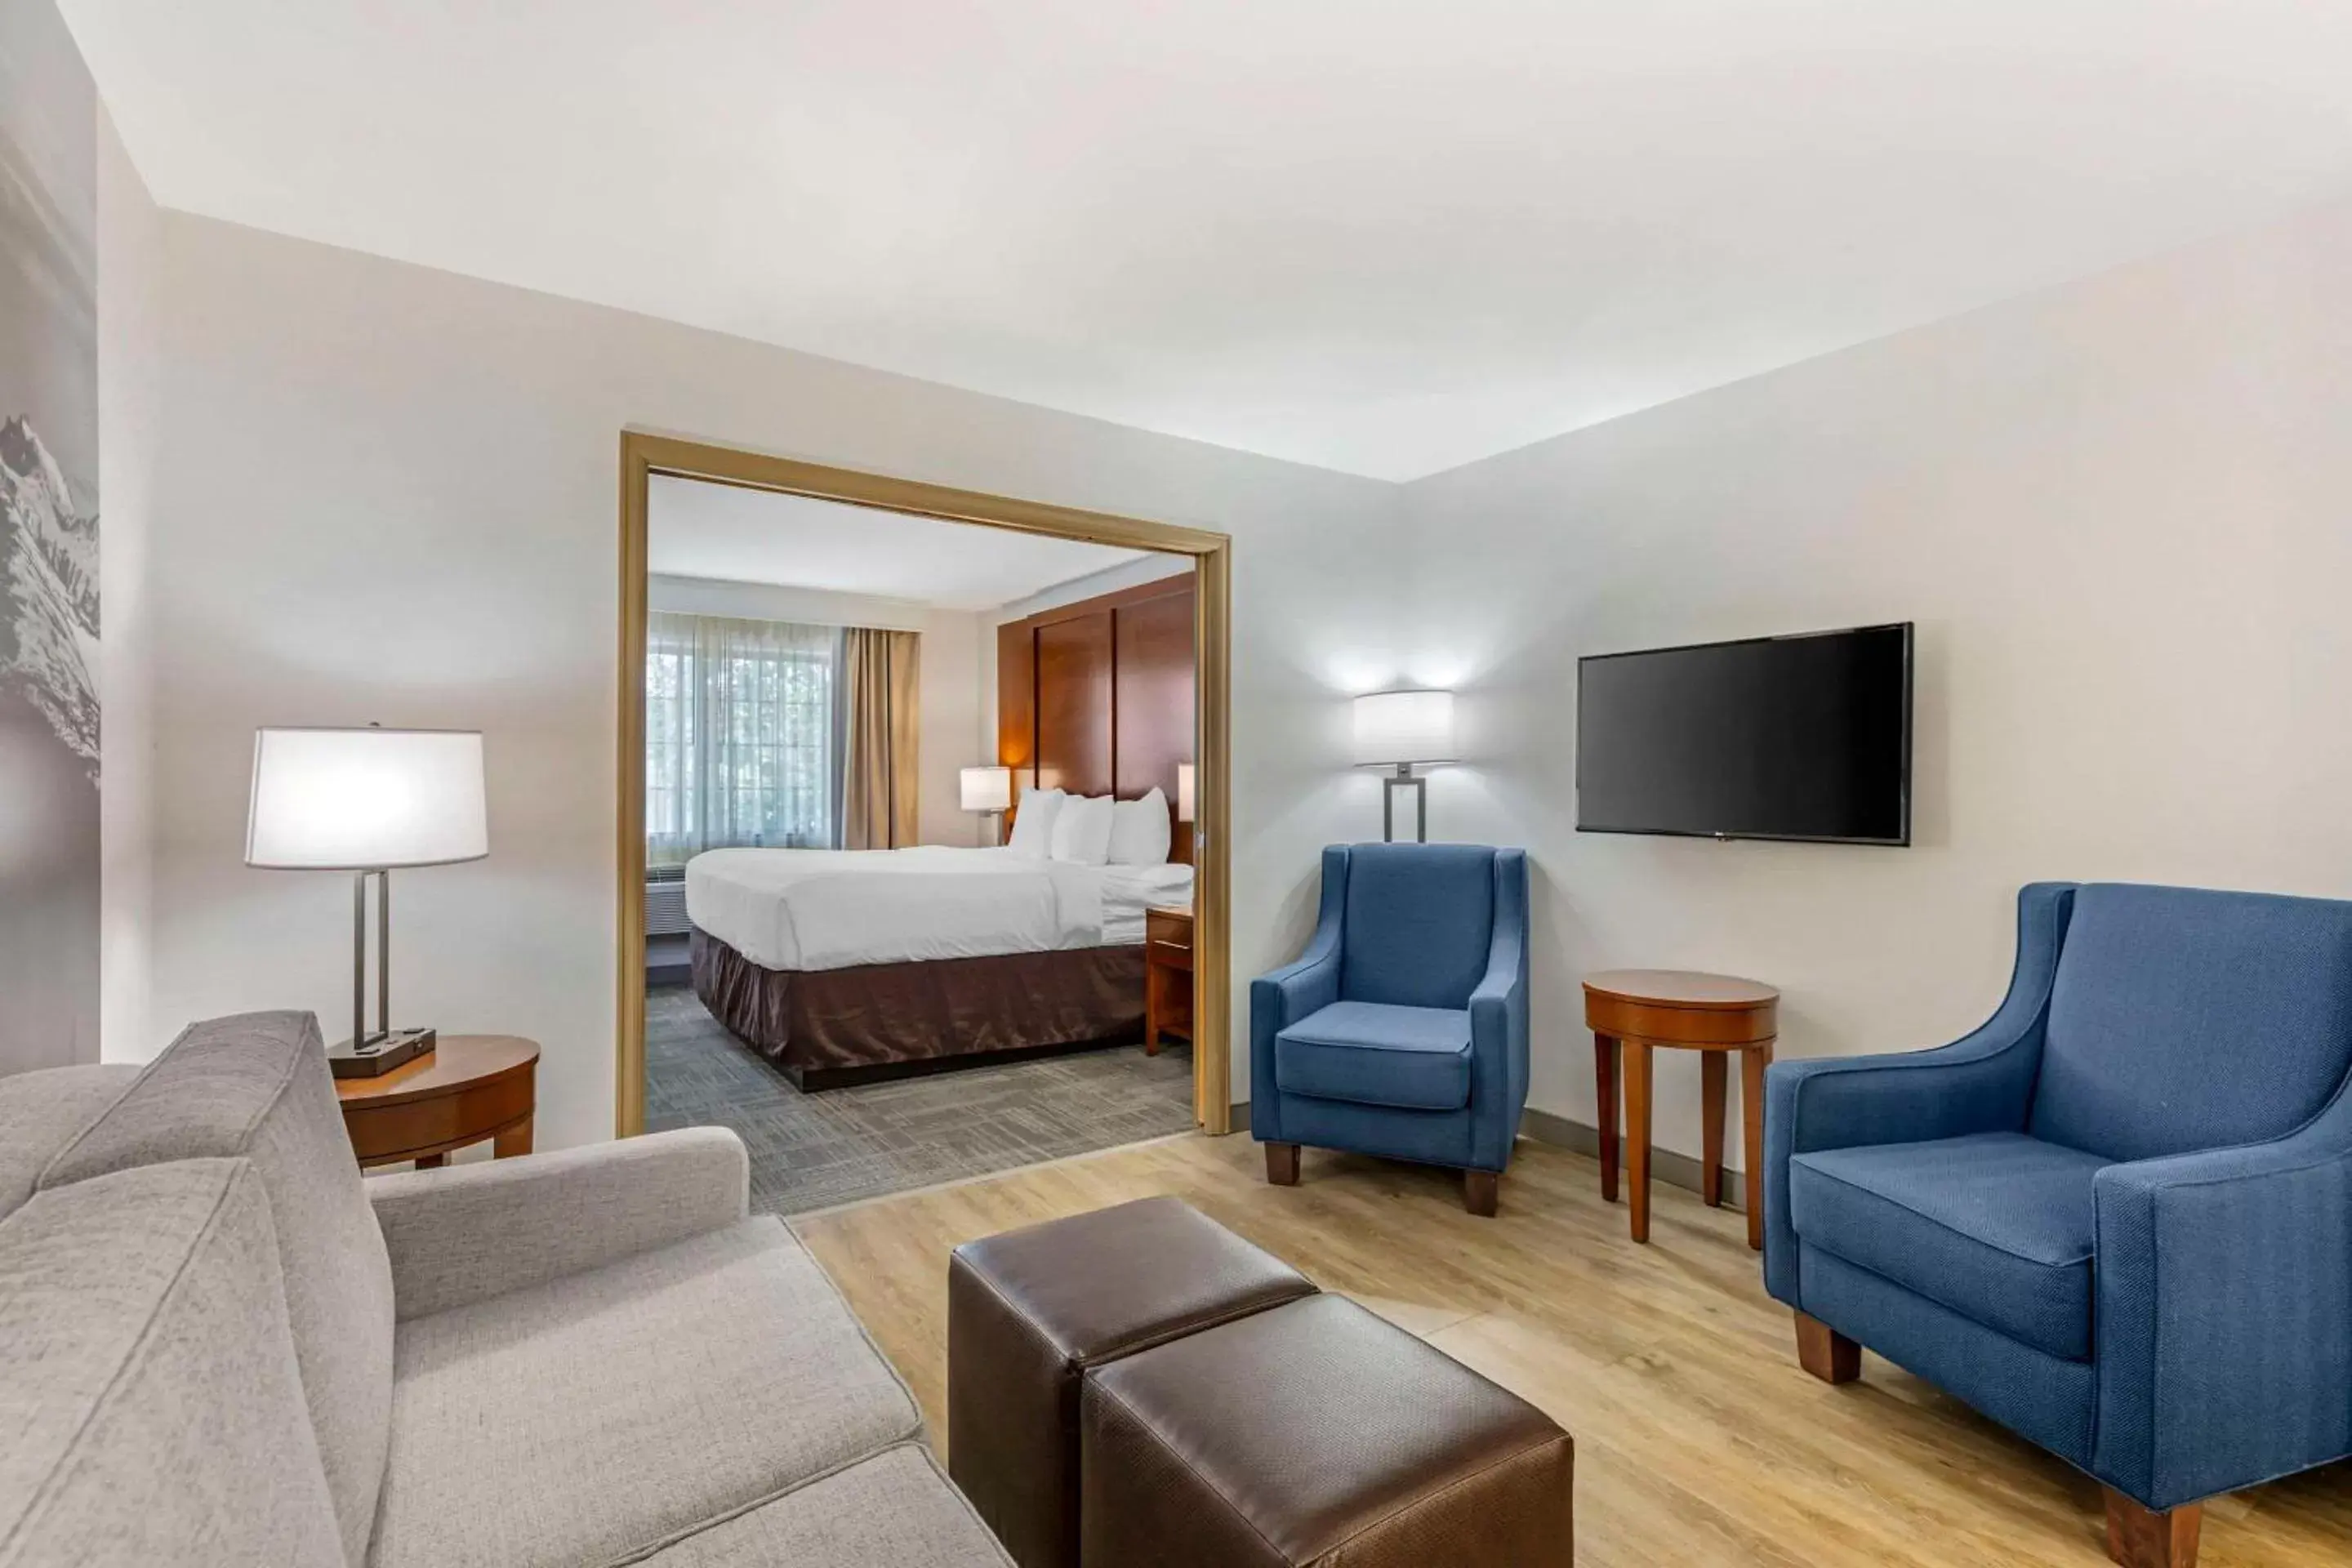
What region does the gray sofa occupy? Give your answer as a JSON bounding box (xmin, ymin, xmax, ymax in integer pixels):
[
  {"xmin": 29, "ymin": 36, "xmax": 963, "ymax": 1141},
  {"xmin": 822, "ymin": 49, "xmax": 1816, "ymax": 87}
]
[{"xmin": 0, "ymin": 1011, "xmax": 1012, "ymax": 1568}]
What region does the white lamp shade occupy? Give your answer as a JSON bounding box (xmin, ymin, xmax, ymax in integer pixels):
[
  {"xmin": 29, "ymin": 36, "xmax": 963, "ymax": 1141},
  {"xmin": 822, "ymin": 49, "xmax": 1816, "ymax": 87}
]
[
  {"xmin": 960, "ymin": 765, "xmax": 1013, "ymax": 813},
  {"xmin": 1176, "ymin": 762, "xmax": 1196, "ymax": 822},
  {"xmin": 247, "ymin": 728, "xmax": 488, "ymax": 869},
  {"xmin": 1352, "ymin": 690, "xmax": 1457, "ymax": 766}
]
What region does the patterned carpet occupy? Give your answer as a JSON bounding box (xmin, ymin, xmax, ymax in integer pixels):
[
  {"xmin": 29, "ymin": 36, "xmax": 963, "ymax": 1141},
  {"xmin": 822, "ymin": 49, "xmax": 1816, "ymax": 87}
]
[{"xmin": 644, "ymin": 983, "xmax": 1196, "ymax": 1216}]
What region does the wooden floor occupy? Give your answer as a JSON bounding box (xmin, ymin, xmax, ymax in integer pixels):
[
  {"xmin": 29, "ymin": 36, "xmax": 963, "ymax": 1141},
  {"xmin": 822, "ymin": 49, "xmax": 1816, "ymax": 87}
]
[{"xmin": 795, "ymin": 1133, "xmax": 2352, "ymax": 1568}]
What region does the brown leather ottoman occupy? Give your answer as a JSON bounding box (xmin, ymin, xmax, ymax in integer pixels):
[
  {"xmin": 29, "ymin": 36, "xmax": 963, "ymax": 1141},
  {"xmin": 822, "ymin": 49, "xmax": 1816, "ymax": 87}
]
[
  {"xmin": 949, "ymin": 1196, "xmax": 1318, "ymax": 1568},
  {"xmin": 1081, "ymin": 1293, "xmax": 1574, "ymax": 1566}
]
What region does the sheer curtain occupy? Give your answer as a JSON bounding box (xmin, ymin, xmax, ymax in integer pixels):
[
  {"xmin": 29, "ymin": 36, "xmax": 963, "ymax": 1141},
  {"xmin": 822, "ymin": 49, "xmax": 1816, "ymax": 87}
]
[{"xmin": 646, "ymin": 612, "xmax": 838, "ymax": 866}]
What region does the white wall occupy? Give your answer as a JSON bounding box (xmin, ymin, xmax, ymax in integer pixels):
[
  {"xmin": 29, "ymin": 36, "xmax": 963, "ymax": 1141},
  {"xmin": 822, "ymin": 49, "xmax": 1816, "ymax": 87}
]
[
  {"xmin": 96, "ymin": 105, "xmax": 162, "ymax": 1062},
  {"xmin": 646, "ymin": 572, "xmax": 989, "ymax": 848},
  {"xmin": 145, "ymin": 214, "xmax": 1401, "ymax": 1146},
  {"xmin": 1402, "ymin": 192, "xmax": 2352, "ymax": 1169}
]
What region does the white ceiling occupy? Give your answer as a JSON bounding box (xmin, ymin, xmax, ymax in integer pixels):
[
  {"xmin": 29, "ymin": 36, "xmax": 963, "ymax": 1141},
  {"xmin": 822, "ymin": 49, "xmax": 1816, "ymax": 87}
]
[
  {"xmin": 66, "ymin": 2, "xmax": 2352, "ymax": 480},
  {"xmin": 647, "ymin": 476, "xmax": 1152, "ymax": 610}
]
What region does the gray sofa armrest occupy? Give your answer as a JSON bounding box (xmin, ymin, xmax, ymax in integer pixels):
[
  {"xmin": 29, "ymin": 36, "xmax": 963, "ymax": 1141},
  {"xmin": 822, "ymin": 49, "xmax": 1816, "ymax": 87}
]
[{"xmin": 368, "ymin": 1126, "xmax": 750, "ymax": 1320}]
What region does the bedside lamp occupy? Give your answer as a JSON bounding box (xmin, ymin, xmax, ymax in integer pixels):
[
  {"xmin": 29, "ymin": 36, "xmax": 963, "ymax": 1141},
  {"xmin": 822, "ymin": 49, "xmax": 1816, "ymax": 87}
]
[
  {"xmin": 1352, "ymin": 690, "xmax": 1456, "ymax": 843},
  {"xmin": 247, "ymin": 726, "xmax": 488, "ymax": 1076},
  {"xmin": 961, "ymin": 764, "xmax": 1013, "ymax": 844},
  {"xmin": 1177, "ymin": 762, "xmax": 1196, "ymax": 825}
]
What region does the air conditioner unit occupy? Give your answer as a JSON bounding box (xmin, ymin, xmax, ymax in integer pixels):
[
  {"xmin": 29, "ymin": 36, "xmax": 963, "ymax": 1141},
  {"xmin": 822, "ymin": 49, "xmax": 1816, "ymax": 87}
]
[{"xmin": 646, "ymin": 866, "xmax": 691, "ymax": 938}]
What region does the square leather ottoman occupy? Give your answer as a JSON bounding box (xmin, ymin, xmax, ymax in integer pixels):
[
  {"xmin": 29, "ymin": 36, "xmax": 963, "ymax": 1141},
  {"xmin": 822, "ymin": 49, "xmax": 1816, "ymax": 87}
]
[
  {"xmin": 948, "ymin": 1196, "xmax": 1317, "ymax": 1568},
  {"xmin": 1081, "ymin": 1293, "xmax": 1574, "ymax": 1566}
]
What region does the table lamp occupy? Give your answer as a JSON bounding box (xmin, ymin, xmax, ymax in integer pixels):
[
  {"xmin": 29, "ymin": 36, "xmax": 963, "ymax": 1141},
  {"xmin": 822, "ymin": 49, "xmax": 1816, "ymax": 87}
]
[
  {"xmin": 1352, "ymin": 690, "xmax": 1456, "ymax": 842},
  {"xmin": 246, "ymin": 726, "xmax": 488, "ymax": 1076},
  {"xmin": 961, "ymin": 764, "xmax": 1012, "ymax": 844}
]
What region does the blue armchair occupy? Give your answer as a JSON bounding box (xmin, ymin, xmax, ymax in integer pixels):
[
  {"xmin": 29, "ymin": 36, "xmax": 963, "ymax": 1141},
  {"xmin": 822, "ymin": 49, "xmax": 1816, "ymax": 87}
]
[
  {"xmin": 1764, "ymin": 882, "xmax": 2352, "ymax": 1568},
  {"xmin": 1250, "ymin": 843, "xmax": 1530, "ymax": 1215}
]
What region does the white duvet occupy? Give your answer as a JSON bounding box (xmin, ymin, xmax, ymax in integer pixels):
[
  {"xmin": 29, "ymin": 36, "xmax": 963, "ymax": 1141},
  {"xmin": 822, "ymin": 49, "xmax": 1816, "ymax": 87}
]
[{"xmin": 684, "ymin": 845, "xmax": 1194, "ymax": 972}]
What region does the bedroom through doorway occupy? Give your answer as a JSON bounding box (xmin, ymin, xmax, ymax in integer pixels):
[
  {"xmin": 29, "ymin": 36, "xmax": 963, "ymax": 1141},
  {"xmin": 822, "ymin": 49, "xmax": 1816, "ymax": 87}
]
[{"xmin": 615, "ymin": 437, "xmax": 1232, "ymax": 1217}]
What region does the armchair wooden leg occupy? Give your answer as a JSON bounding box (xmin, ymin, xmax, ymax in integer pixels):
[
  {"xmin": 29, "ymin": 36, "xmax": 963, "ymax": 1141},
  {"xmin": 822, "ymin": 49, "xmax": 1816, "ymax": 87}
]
[
  {"xmin": 1463, "ymin": 1169, "xmax": 1500, "ymax": 1218},
  {"xmin": 1793, "ymin": 1312, "xmax": 1860, "ymax": 1384},
  {"xmin": 1264, "ymin": 1142, "xmax": 1301, "ymax": 1187},
  {"xmin": 2105, "ymin": 1490, "xmax": 2201, "ymax": 1568}
]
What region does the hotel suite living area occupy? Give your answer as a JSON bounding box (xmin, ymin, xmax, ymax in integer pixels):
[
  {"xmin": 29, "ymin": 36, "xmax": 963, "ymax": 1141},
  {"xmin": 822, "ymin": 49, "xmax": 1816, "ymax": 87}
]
[{"xmin": 11, "ymin": 5, "xmax": 2352, "ymax": 1567}]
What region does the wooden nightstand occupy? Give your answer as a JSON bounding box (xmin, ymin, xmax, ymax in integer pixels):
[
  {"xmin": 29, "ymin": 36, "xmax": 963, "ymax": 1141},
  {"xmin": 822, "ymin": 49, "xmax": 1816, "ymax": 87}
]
[
  {"xmin": 336, "ymin": 1034, "xmax": 540, "ymax": 1169},
  {"xmin": 1143, "ymin": 905, "xmax": 1194, "ymax": 1056}
]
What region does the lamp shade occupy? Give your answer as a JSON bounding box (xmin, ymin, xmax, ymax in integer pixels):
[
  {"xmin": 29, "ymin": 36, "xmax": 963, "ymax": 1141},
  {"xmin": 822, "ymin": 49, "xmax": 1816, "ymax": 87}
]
[
  {"xmin": 960, "ymin": 765, "xmax": 1013, "ymax": 813},
  {"xmin": 1176, "ymin": 762, "xmax": 1196, "ymax": 822},
  {"xmin": 247, "ymin": 728, "xmax": 488, "ymax": 870},
  {"xmin": 1352, "ymin": 690, "xmax": 1457, "ymax": 766}
]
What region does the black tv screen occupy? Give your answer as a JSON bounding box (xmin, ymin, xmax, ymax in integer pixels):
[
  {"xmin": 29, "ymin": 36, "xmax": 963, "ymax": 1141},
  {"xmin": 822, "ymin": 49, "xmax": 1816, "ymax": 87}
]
[{"xmin": 1576, "ymin": 624, "xmax": 1913, "ymax": 844}]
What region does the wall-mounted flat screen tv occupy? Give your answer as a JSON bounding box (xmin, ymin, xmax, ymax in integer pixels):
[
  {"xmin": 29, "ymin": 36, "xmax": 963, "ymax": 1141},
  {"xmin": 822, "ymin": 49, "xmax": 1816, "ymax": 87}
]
[{"xmin": 1576, "ymin": 623, "xmax": 1913, "ymax": 844}]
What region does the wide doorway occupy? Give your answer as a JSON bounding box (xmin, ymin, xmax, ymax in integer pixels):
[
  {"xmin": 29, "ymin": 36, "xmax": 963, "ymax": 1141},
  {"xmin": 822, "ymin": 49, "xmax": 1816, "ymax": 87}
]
[{"xmin": 615, "ymin": 435, "xmax": 1232, "ymax": 1214}]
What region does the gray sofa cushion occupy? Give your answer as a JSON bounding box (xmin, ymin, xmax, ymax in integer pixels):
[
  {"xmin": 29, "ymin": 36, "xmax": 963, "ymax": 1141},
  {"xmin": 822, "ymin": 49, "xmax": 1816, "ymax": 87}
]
[
  {"xmin": 0, "ymin": 1065, "xmax": 136, "ymax": 1219},
  {"xmin": 371, "ymin": 1214, "xmax": 924, "ymax": 1568},
  {"xmin": 41, "ymin": 1011, "xmax": 394, "ymax": 1566},
  {"xmin": 0, "ymin": 1159, "xmax": 344, "ymax": 1567},
  {"xmin": 637, "ymin": 1445, "xmax": 1012, "ymax": 1567}
]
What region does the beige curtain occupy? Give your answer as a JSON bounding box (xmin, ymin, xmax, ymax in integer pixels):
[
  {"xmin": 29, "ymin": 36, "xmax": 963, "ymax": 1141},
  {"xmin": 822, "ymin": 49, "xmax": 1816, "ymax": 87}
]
[{"xmin": 840, "ymin": 627, "xmax": 921, "ymax": 849}]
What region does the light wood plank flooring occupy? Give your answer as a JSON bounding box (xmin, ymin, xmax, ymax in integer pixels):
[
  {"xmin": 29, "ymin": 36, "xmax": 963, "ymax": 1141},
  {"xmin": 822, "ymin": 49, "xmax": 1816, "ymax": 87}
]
[{"xmin": 794, "ymin": 1133, "xmax": 2351, "ymax": 1568}]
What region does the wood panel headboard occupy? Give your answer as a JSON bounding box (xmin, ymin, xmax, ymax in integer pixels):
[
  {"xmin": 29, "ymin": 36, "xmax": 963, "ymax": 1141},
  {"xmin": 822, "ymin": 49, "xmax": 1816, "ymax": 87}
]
[{"xmin": 998, "ymin": 572, "xmax": 1196, "ymax": 864}]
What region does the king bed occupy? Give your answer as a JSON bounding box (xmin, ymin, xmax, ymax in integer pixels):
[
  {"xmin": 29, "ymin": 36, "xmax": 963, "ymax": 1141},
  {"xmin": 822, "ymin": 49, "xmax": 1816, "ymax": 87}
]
[{"xmin": 687, "ymin": 843, "xmax": 1192, "ymax": 1089}]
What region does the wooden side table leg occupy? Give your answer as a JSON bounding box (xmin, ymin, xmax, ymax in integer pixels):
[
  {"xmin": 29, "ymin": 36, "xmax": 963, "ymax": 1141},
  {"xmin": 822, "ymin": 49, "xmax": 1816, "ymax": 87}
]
[
  {"xmin": 1699, "ymin": 1050, "xmax": 1727, "ymax": 1207},
  {"xmin": 1742, "ymin": 1043, "xmax": 1772, "ymax": 1250},
  {"xmin": 1594, "ymin": 1033, "xmax": 1619, "ymax": 1203},
  {"xmin": 494, "ymin": 1115, "xmax": 534, "ymax": 1159},
  {"xmin": 1143, "ymin": 963, "xmax": 1163, "ymax": 1057},
  {"xmin": 1625, "ymin": 1042, "xmax": 1653, "ymax": 1243}
]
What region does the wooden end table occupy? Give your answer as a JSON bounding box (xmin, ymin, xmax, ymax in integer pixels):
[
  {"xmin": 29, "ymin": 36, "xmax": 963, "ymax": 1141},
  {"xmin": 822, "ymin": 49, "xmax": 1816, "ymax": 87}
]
[
  {"xmin": 1584, "ymin": 971, "xmax": 1778, "ymax": 1249},
  {"xmin": 1143, "ymin": 905, "xmax": 1194, "ymax": 1056},
  {"xmin": 336, "ymin": 1034, "xmax": 540, "ymax": 1169}
]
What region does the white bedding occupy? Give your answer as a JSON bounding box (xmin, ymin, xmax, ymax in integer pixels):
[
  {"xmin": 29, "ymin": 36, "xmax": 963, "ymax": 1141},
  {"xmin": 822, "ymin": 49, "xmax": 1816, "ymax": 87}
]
[{"xmin": 684, "ymin": 845, "xmax": 1193, "ymax": 972}]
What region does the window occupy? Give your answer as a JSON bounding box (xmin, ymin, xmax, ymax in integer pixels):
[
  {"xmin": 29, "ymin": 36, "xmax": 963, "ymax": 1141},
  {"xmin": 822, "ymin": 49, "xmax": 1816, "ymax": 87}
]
[{"xmin": 646, "ymin": 612, "xmax": 837, "ymax": 865}]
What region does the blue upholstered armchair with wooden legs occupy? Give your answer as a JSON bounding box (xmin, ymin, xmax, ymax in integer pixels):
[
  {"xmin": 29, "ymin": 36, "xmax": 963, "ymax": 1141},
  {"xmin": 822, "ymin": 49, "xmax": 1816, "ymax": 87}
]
[
  {"xmin": 1250, "ymin": 843, "xmax": 1530, "ymax": 1216},
  {"xmin": 1763, "ymin": 882, "xmax": 2352, "ymax": 1568}
]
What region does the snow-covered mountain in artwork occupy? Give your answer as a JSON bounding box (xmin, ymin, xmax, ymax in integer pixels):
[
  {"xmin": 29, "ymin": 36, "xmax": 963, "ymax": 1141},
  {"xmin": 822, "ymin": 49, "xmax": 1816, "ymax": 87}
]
[{"xmin": 0, "ymin": 413, "xmax": 99, "ymax": 781}]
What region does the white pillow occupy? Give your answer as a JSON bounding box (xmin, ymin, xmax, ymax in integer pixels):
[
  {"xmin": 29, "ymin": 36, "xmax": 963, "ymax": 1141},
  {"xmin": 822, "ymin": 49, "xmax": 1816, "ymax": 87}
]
[
  {"xmin": 1049, "ymin": 793, "xmax": 1116, "ymax": 866},
  {"xmin": 1108, "ymin": 788, "xmax": 1173, "ymax": 866},
  {"xmin": 1006, "ymin": 787, "xmax": 1064, "ymax": 858}
]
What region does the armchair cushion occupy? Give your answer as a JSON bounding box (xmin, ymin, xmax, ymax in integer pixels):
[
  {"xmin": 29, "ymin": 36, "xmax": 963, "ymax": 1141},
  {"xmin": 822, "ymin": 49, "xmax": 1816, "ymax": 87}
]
[
  {"xmin": 1338, "ymin": 843, "xmax": 1495, "ymax": 1010},
  {"xmin": 1275, "ymin": 1002, "xmax": 1472, "ymax": 1111},
  {"xmin": 2032, "ymin": 884, "xmax": 2352, "ymax": 1161},
  {"xmin": 1790, "ymin": 1132, "xmax": 2105, "ymax": 1360}
]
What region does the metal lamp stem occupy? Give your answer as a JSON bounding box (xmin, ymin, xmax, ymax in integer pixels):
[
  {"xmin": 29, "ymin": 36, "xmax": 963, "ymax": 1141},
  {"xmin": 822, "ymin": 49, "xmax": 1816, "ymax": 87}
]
[
  {"xmin": 351, "ymin": 867, "xmax": 395, "ymax": 1046},
  {"xmin": 1380, "ymin": 764, "xmax": 1429, "ymax": 844}
]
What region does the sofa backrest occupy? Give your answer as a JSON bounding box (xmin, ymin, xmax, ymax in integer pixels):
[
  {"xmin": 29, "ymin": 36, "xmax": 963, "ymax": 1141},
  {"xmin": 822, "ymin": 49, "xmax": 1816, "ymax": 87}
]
[
  {"xmin": 1339, "ymin": 843, "xmax": 1498, "ymax": 1011},
  {"xmin": 2031, "ymin": 883, "xmax": 2352, "ymax": 1162},
  {"xmin": 0, "ymin": 1158, "xmax": 345, "ymax": 1566},
  {"xmin": 0, "ymin": 1064, "xmax": 138, "ymax": 1220},
  {"xmin": 38, "ymin": 1013, "xmax": 392, "ymax": 1566}
]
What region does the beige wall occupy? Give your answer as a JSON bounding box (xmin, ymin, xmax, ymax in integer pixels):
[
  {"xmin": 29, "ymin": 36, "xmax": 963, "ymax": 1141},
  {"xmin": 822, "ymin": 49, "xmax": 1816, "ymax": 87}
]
[
  {"xmin": 142, "ymin": 214, "xmax": 1401, "ymax": 1145},
  {"xmin": 1402, "ymin": 192, "xmax": 2352, "ymax": 1169},
  {"xmin": 96, "ymin": 106, "xmax": 163, "ymax": 1062}
]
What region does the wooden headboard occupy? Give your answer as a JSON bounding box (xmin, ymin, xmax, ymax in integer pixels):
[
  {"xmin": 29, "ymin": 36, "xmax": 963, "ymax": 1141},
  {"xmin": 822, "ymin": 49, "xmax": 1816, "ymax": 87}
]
[{"xmin": 998, "ymin": 572, "xmax": 1196, "ymax": 865}]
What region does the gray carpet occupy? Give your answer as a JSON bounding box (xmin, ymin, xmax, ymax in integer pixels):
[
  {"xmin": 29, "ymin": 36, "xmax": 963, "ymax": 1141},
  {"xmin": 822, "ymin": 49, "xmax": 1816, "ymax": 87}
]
[{"xmin": 644, "ymin": 983, "xmax": 1196, "ymax": 1215}]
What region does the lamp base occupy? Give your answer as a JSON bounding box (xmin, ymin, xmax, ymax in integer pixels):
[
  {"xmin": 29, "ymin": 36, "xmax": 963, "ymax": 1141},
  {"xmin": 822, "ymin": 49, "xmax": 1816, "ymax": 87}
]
[{"xmin": 328, "ymin": 1027, "xmax": 437, "ymax": 1080}]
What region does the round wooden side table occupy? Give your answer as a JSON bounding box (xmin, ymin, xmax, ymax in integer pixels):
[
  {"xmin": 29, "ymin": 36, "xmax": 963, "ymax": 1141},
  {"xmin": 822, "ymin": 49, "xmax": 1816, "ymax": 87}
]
[
  {"xmin": 1583, "ymin": 970, "xmax": 1778, "ymax": 1249},
  {"xmin": 336, "ymin": 1034, "xmax": 540, "ymax": 1170}
]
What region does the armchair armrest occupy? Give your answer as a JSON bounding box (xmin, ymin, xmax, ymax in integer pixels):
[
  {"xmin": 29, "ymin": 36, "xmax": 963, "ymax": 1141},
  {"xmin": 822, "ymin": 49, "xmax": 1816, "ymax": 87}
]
[
  {"xmin": 368, "ymin": 1126, "xmax": 749, "ymax": 1320},
  {"xmin": 2089, "ymin": 1102, "xmax": 2352, "ymax": 1509},
  {"xmin": 1763, "ymin": 882, "xmax": 2074, "ymax": 1303},
  {"xmin": 1465, "ymin": 849, "xmax": 1530, "ymax": 1169},
  {"xmin": 1250, "ymin": 847, "xmax": 1349, "ymax": 1140}
]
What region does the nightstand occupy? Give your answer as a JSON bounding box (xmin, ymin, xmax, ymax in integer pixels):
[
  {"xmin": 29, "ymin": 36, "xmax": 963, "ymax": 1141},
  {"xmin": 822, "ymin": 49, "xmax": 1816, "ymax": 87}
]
[
  {"xmin": 336, "ymin": 1034, "xmax": 539, "ymax": 1169},
  {"xmin": 1143, "ymin": 905, "xmax": 1194, "ymax": 1055}
]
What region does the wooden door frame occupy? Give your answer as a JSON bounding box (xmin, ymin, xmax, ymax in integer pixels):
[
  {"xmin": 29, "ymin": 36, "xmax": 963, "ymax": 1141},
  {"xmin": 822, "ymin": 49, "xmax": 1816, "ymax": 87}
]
[{"xmin": 615, "ymin": 430, "xmax": 1234, "ymax": 1138}]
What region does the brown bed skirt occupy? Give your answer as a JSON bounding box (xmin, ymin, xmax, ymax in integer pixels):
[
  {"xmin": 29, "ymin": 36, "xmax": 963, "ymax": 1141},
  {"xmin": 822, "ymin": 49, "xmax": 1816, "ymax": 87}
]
[{"xmin": 690, "ymin": 928, "xmax": 1149, "ymax": 1090}]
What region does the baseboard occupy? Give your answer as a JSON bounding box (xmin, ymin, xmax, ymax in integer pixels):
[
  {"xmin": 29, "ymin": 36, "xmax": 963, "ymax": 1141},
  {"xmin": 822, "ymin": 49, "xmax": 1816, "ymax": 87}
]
[
  {"xmin": 1221, "ymin": 1102, "xmax": 1740, "ymax": 1210},
  {"xmin": 1520, "ymin": 1107, "xmax": 1745, "ymax": 1212}
]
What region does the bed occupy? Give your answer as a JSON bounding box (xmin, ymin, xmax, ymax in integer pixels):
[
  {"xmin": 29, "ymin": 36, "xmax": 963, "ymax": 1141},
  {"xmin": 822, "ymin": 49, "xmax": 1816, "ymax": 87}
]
[{"xmin": 685, "ymin": 845, "xmax": 1195, "ymax": 1089}]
